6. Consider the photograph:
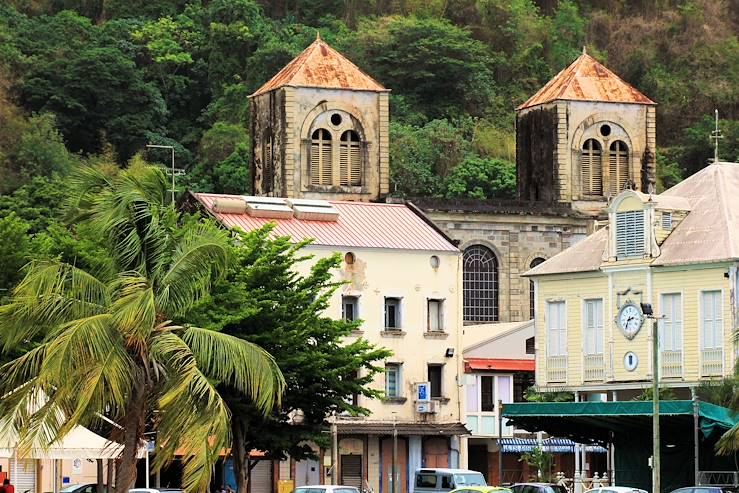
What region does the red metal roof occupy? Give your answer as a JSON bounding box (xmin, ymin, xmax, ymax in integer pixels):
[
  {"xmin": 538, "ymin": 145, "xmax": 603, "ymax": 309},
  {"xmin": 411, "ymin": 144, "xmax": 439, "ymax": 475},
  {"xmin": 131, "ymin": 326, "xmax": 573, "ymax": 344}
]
[
  {"xmin": 464, "ymin": 358, "xmax": 535, "ymax": 373},
  {"xmin": 251, "ymin": 34, "xmax": 387, "ymax": 97},
  {"xmin": 194, "ymin": 193, "xmax": 458, "ymax": 252},
  {"xmin": 517, "ymin": 51, "xmax": 654, "ymax": 110}
]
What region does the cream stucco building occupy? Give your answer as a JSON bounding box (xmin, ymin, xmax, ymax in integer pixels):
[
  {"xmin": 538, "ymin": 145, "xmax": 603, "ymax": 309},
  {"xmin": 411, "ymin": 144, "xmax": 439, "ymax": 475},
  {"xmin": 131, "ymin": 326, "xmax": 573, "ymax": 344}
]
[{"xmin": 191, "ymin": 194, "xmax": 467, "ymax": 493}]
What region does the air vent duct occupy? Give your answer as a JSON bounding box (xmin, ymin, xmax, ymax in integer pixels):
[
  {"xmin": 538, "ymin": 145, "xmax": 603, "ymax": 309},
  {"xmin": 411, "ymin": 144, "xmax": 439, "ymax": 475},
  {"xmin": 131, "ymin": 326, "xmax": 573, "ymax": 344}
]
[
  {"xmin": 287, "ymin": 198, "xmax": 339, "ymax": 222},
  {"xmin": 212, "ymin": 197, "xmax": 247, "ymax": 214}
]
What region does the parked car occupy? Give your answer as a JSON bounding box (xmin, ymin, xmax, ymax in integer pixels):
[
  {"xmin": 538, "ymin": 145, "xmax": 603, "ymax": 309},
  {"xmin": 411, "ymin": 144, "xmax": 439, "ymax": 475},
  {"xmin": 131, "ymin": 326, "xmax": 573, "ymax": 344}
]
[
  {"xmin": 450, "ymin": 487, "xmax": 512, "ymax": 493},
  {"xmin": 586, "ymin": 487, "xmax": 648, "ymax": 493},
  {"xmin": 671, "ymin": 487, "xmax": 737, "ymax": 493},
  {"xmin": 510, "ymin": 483, "xmax": 568, "ymax": 493},
  {"xmin": 414, "ymin": 468, "xmax": 487, "ymax": 493},
  {"xmin": 61, "ymin": 485, "xmax": 101, "ymax": 493},
  {"xmin": 292, "ymin": 485, "xmax": 360, "ymax": 493},
  {"xmin": 129, "ymin": 488, "xmax": 185, "ymax": 493}
]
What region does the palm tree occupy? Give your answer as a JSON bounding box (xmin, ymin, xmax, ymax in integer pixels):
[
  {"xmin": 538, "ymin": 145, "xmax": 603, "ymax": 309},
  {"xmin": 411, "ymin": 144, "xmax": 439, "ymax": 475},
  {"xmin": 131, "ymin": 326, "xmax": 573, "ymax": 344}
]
[{"xmin": 0, "ymin": 160, "xmax": 285, "ymax": 493}]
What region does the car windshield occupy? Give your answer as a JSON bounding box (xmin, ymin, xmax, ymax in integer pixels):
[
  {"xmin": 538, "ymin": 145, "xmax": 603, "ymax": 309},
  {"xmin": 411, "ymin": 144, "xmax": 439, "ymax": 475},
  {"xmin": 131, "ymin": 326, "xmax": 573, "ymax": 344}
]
[
  {"xmin": 61, "ymin": 486, "xmax": 81, "ymax": 493},
  {"xmin": 454, "ymin": 474, "xmax": 486, "ymax": 487},
  {"xmin": 333, "ymin": 489, "xmax": 359, "ymax": 493},
  {"xmin": 544, "ymin": 486, "xmax": 568, "ymax": 493},
  {"xmin": 294, "ymin": 488, "xmax": 326, "ymax": 493}
]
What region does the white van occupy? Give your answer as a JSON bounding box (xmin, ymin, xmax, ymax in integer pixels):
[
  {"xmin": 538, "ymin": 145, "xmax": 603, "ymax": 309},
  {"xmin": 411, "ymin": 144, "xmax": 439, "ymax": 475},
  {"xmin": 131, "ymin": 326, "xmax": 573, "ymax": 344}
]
[{"xmin": 413, "ymin": 469, "xmax": 487, "ymax": 493}]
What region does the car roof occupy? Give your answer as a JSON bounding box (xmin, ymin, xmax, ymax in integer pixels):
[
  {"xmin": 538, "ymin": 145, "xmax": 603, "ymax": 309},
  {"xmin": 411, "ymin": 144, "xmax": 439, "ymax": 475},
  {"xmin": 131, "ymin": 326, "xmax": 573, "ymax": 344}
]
[
  {"xmin": 294, "ymin": 487, "xmax": 359, "ymax": 490},
  {"xmin": 417, "ymin": 469, "xmax": 483, "ymax": 474},
  {"xmin": 586, "ymin": 489, "xmax": 647, "ymax": 493}
]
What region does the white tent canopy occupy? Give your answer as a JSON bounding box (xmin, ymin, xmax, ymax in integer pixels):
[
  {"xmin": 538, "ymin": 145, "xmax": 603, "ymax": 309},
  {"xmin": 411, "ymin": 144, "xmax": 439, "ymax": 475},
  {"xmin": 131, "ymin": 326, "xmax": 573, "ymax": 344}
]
[{"xmin": 0, "ymin": 424, "xmax": 124, "ymax": 459}]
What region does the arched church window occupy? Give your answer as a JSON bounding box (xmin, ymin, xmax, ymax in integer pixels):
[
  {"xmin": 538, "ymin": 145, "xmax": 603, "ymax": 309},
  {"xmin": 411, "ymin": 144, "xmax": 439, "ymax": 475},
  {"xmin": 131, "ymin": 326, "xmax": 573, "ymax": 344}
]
[
  {"xmin": 581, "ymin": 138, "xmax": 603, "ymax": 196},
  {"xmin": 310, "ymin": 128, "xmax": 333, "ymax": 185},
  {"xmin": 340, "ymin": 130, "xmax": 362, "ymax": 186},
  {"xmin": 529, "ymin": 257, "xmax": 545, "ymax": 320},
  {"xmin": 463, "ymin": 245, "xmax": 499, "ymax": 323},
  {"xmin": 609, "ymin": 140, "xmax": 629, "ymax": 194}
]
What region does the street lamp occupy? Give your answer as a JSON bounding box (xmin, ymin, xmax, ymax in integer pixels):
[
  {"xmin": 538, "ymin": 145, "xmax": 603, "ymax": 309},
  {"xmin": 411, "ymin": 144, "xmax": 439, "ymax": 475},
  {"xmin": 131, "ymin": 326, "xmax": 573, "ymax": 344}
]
[
  {"xmin": 641, "ymin": 303, "xmax": 665, "ymax": 493},
  {"xmin": 146, "ymin": 144, "xmax": 177, "ymax": 204}
]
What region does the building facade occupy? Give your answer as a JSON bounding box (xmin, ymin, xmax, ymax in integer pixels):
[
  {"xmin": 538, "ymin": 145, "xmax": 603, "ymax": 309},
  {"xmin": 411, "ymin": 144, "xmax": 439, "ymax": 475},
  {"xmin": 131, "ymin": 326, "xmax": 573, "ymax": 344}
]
[
  {"xmin": 192, "ymin": 194, "xmax": 467, "ymax": 493},
  {"xmin": 526, "ymin": 162, "xmax": 739, "ymax": 401}
]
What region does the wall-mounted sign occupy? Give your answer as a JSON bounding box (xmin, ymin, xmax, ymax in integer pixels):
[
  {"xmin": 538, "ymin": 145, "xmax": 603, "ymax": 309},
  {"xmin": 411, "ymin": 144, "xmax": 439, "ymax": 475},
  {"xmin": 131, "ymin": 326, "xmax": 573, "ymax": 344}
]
[
  {"xmin": 415, "ymin": 382, "xmax": 430, "ymax": 402},
  {"xmin": 72, "ymin": 459, "xmax": 82, "ymax": 475}
]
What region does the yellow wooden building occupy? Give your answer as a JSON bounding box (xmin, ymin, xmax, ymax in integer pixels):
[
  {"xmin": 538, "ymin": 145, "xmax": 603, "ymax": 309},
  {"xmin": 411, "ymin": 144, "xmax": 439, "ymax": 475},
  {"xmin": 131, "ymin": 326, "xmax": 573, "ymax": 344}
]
[{"xmin": 525, "ymin": 162, "xmax": 739, "ymax": 401}]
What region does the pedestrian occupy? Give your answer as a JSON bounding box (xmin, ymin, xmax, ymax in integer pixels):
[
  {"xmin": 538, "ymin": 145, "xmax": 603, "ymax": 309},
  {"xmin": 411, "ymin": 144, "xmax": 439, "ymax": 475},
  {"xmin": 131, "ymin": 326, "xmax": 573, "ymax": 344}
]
[
  {"xmin": 225, "ymin": 485, "xmax": 234, "ymax": 493},
  {"xmin": 3, "ymin": 479, "xmax": 14, "ymax": 493}
]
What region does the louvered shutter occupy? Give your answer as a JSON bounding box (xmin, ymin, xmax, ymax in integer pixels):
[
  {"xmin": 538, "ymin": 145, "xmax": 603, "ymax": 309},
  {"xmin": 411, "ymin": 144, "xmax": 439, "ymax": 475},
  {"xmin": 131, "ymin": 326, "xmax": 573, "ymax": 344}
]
[
  {"xmin": 609, "ymin": 140, "xmax": 629, "ymax": 194},
  {"xmin": 310, "ymin": 142, "xmax": 320, "ymax": 185},
  {"xmin": 263, "ymin": 139, "xmax": 272, "ymax": 191},
  {"xmin": 615, "ymin": 210, "xmax": 645, "ymax": 258},
  {"xmin": 581, "ymin": 139, "xmax": 602, "ymax": 195},
  {"xmin": 340, "ymin": 143, "xmax": 349, "ymax": 185},
  {"xmin": 350, "ymin": 143, "xmax": 361, "ymax": 185},
  {"xmin": 321, "ymin": 142, "xmax": 332, "ymax": 185}
]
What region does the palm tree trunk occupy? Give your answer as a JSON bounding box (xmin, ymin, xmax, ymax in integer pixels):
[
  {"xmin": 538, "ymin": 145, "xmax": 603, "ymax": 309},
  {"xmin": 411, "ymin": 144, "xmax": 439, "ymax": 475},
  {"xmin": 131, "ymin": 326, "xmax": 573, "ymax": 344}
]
[
  {"xmin": 232, "ymin": 420, "xmax": 250, "ymax": 493},
  {"xmin": 117, "ymin": 383, "xmax": 147, "ymax": 492}
]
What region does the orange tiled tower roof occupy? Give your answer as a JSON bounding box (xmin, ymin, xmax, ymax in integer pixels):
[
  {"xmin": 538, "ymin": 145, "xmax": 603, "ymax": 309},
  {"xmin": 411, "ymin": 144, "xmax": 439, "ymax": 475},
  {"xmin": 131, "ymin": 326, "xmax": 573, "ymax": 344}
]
[
  {"xmin": 251, "ymin": 33, "xmax": 388, "ymax": 97},
  {"xmin": 517, "ymin": 49, "xmax": 655, "ymax": 110}
]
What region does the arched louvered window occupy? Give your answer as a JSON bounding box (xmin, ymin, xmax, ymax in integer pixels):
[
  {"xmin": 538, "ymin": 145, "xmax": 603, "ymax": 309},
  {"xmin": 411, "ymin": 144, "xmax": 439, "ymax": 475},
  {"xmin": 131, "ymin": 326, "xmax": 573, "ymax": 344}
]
[
  {"xmin": 310, "ymin": 128, "xmax": 333, "ymax": 185},
  {"xmin": 340, "ymin": 130, "xmax": 362, "ymax": 186},
  {"xmin": 463, "ymin": 245, "xmax": 499, "ymax": 322},
  {"xmin": 529, "ymin": 257, "xmax": 545, "ymax": 320},
  {"xmin": 581, "ymin": 138, "xmax": 603, "ymax": 196},
  {"xmin": 609, "ymin": 140, "xmax": 629, "ymax": 194}
]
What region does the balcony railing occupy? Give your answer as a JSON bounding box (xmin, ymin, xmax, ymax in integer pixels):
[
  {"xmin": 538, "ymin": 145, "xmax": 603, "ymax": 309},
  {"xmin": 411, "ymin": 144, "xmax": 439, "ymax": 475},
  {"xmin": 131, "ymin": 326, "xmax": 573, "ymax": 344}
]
[
  {"xmin": 661, "ymin": 350, "xmax": 682, "ymax": 378},
  {"xmin": 583, "ymin": 354, "xmax": 605, "ymax": 381},
  {"xmin": 547, "ymin": 355, "xmax": 567, "ymax": 383},
  {"xmin": 701, "ymin": 348, "xmax": 724, "ymax": 376}
]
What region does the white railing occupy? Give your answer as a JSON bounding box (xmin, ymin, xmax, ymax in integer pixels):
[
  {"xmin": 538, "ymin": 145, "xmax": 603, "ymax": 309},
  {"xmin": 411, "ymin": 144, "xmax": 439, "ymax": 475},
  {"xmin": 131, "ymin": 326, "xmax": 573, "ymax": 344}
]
[
  {"xmin": 583, "ymin": 354, "xmax": 605, "ymax": 381},
  {"xmin": 547, "ymin": 355, "xmax": 568, "ymax": 383},
  {"xmin": 701, "ymin": 348, "xmax": 723, "ymax": 376},
  {"xmin": 661, "ymin": 350, "xmax": 682, "ymax": 378}
]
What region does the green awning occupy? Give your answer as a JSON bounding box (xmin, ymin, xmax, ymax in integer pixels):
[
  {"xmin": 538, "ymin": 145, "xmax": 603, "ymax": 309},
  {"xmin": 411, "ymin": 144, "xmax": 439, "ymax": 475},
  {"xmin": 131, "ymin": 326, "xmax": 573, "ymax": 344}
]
[{"xmin": 501, "ymin": 400, "xmax": 738, "ymax": 445}]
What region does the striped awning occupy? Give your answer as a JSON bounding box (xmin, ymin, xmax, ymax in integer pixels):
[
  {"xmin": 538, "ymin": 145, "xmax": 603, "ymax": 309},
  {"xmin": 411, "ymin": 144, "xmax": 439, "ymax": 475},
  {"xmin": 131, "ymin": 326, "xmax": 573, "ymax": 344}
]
[{"xmin": 499, "ymin": 438, "xmax": 607, "ymax": 454}]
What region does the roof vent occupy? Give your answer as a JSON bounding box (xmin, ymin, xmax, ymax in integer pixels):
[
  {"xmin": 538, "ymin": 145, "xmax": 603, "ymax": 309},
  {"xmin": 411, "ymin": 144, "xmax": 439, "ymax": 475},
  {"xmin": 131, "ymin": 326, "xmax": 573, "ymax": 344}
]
[
  {"xmin": 244, "ymin": 196, "xmax": 294, "ymax": 219},
  {"xmin": 212, "ymin": 197, "xmax": 247, "ymax": 214},
  {"xmin": 287, "ymin": 198, "xmax": 339, "ymax": 222}
]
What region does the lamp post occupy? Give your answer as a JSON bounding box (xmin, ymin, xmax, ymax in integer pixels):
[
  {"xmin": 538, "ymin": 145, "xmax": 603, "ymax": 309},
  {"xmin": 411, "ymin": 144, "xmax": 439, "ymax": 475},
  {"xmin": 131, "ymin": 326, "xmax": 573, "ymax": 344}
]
[
  {"xmin": 146, "ymin": 144, "xmax": 176, "ymax": 203},
  {"xmin": 641, "ymin": 303, "xmax": 664, "ymax": 493}
]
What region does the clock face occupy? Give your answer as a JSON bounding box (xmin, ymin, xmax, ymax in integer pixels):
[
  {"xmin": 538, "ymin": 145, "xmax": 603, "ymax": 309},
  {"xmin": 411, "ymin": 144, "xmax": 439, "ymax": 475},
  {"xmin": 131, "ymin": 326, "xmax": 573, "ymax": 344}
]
[{"xmin": 618, "ymin": 302, "xmax": 644, "ymax": 339}]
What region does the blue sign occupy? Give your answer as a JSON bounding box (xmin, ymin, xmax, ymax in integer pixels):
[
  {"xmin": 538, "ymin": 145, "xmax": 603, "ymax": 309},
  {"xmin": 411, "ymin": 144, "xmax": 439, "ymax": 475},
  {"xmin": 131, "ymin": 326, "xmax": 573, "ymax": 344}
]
[{"xmin": 417, "ymin": 382, "xmax": 430, "ymax": 401}]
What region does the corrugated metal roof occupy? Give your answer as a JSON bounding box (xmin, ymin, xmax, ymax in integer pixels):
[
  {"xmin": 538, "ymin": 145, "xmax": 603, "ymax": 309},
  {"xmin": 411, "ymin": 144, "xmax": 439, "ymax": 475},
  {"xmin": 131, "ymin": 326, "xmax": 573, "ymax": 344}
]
[
  {"xmin": 251, "ymin": 34, "xmax": 387, "ymax": 97},
  {"xmin": 335, "ymin": 421, "xmax": 469, "ymax": 436},
  {"xmin": 517, "ymin": 51, "xmax": 655, "ymax": 110},
  {"xmin": 194, "ymin": 193, "xmax": 458, "ymax": 252}
]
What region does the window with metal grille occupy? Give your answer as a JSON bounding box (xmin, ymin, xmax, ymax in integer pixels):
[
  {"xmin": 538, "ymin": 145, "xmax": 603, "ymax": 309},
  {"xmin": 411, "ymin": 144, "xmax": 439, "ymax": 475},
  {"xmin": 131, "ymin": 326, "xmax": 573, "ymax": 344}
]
[
  {"xmin": 340, "ymin": 130, "xmax": 362, "ymax": 186},
  {"xmin": 609, "ymin": 140, "xmax": 629, "ymax": 194},
  {"xmin": 463, "ymin": 245, "xmax": 499, "ymax": 322},
  {"xmin": 480, "ymin": 375, "xmax": 494, "ymax": 411},
  {"xmin": 661, "ymin": 211, "xmax": 672, "ymax": 230},
  {"xmin": 615, "ymin": 210, "xmax": 645, "ymax": 258},
  {"xmin": 427, "ymin": 299, "xmax": 444, "ymax": 332},
  {"xmin": 546, "ymin": 301, "xmax": 567, "ymax": 357},
  {"xmin": 529, "ymin": 257, "xmax": 545, "ymax": 319},
  {"xmin": 384, "ymin": 297, "xmax": 401, "ymax": 329},
  {"xmin": 342, "ymin": 295, "xmax": 358, "ymax": 322},
  {"xmin": 701, "ymin": 291, "xmax": 723, "ymax": 349},
  {"xmin": 428, "ymin": 364, "xmax": 443, "ymax": 398},
  {"xmin": 581, "ymin": 138, "xmax": 603, "ymax": 196},
  {"xmin": 310, "ymin": 128, "xmax": 332, "ymax": 185},
  {"xmin": 660, "ymin": 293, "xmax": 682, "ymax": 351},
  {"xmin": 385, "ymin": 363, "xmax": 401, "ymax": 397},
  {"xmin": 583, "ymin": 299, "xmax": 603, "ymax": 355}
]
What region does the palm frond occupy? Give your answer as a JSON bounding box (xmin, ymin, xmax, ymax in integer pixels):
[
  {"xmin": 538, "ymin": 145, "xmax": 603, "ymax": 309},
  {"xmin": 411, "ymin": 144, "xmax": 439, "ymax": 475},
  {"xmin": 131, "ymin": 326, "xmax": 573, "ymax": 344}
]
[
  {"xmin": 716, "ymin": 422, "xmax": 739, "ymax": 455},
  {"xmin": 155, "ymin": 224, "xmax": 229, "ymax": 316},
  {"xmin": 181, "ymin": 327, "xmax": 284, "ymax": 414},
  {"xmin": 110, "ymin": 274, "xmax": 157, "ymax": 351}
]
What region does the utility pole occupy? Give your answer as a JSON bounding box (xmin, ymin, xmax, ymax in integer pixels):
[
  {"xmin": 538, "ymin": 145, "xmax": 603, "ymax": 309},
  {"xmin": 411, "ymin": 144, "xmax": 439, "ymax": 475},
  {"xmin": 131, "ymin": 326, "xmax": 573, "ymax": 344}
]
[
  {"xmin": 331, "ymin": 417, "xmax": 339, "ymax": 482},
  {"xmin": 146, "ymin": 144, "xmax": 179, "ymax": 203},
  {"xmin": 642, "ymin": 303, "xmax": 663, "ymax": 493}
]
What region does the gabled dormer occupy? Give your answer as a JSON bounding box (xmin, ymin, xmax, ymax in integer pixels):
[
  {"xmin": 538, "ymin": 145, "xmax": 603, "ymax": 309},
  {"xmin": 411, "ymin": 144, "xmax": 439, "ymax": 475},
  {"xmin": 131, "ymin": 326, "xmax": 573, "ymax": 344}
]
[{"xmin": 604, "ymin": 190, "xmax": 690, "ymax": 262}]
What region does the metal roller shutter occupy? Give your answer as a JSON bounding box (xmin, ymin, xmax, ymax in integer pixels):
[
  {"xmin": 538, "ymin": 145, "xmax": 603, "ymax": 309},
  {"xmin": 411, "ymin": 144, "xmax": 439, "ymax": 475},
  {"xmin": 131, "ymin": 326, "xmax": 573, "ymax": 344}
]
[
  {"xmin": 340, "ymin": 455, "xmax": 362, "ymax": 488},
  {"xmin": 11, "ymin": 458, "xmax": 36, "ymax": 493},
  {"xmin": 249, "ymin": 460, "xmax": 272, "ymax": 493}
]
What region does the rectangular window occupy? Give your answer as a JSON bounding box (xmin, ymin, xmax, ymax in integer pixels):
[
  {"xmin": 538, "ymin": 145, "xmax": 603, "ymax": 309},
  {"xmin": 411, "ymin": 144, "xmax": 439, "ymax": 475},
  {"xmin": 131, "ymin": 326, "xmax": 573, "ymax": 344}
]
[
  {"xmin": 384, "ymin": 297, "xmax": 401, "ymax": 329},
  {"xmin": 583, "ymin": 299, "xmax": 604, "ymax": 355},
  {"xmin": 428, "ymin": 365, "xmax": 442, "ymax": 398},
  {"xmin": 525, "ymin": 337, "xmax": 535, "ymax": 355},
  {"xmin": 616, "ymin": 210, "xmax": 645, "ymax": 258},
  {"xmin": 661, "ymin": 211, "xmax": 672, "ymax": 230},
  {"xmin": 546, "ymin": 301, "xmax": 567, "ymax": 357},
  {"xmin": 660, "ymin": 293, "xmax": 683, "ymax": 351},
  {"xmin": 480, "ymin": 375, "xmax": 494, "ymax": 412},
  {"xmin": 427, "ymin": 299, "xmax": 444, "ymax": 332},
  {"xmin": 385, "ymin": 363, "xmax": 401, "ymax": 398},
  {"xmin": 701, "ymin": 291, "xmax": 723, "ymax": 349},
  {"xmin": 342, "ymin": 295, "xmax": 358, "ymax": 322},
  {"xmin": 513, "ymin": 373, "xmax": 534, "ymax": 402}
]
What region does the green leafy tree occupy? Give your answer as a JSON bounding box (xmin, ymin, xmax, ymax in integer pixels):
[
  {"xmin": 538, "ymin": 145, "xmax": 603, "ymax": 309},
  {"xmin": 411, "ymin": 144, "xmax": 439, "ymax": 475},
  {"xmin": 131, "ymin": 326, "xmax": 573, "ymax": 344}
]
[
  {"xmin": 0, "ymin": 162, "xmax": 285, "ymax": 493},
  {"xmin": 520, "ymin": 446, "xmax": 554, "ymax": 482},
  {"xmin": 187, "ymin": 225, "xmax": 391, "ymax": 493},
  {"xmin": 444, "ymin": 157, "xmax": 516, "ymax": 199}
]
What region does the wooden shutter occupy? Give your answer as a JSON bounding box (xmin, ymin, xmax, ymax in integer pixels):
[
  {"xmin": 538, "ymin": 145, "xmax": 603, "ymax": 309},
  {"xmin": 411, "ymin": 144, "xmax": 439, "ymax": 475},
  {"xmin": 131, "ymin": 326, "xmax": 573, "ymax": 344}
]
[
  {"xmin": 615, "ymin": 210, "xmax": 645, "ymax": 258},
  {"xmin": 581, "ymin": 139, "xmax": 602, "ymax": 195},
  {"xmin": 311, "ymin": 129, "xmax": 333, "ymax": 185},
  {"xmin": 609, "ymin": 140, "xmax": 629, "ymax": 194},
  {"xmin": 350, "ymin": 143, "xmax": 361, "ymax": 185},
  {"xmin": 310, "ymin": 142, "xmax": 320, "ymax": 185}
]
